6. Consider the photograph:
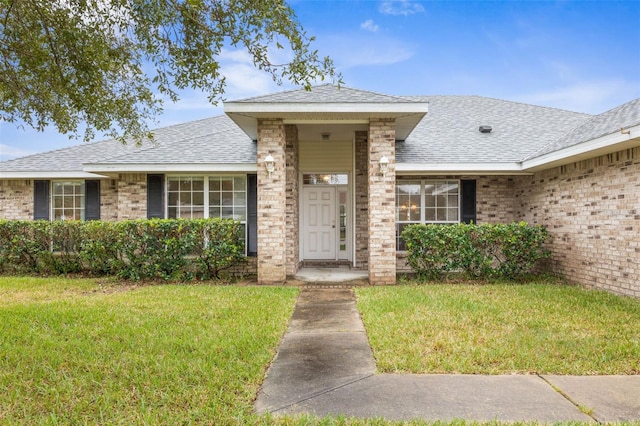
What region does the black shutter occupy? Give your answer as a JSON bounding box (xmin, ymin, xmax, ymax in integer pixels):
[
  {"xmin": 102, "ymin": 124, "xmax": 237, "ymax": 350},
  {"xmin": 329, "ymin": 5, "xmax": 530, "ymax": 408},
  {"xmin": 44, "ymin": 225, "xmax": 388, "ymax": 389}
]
[
  {"xmin": 461, "ymin": 179, "xmax": 477, "ymax": 224},
  {"xmin": 33, "ymin": 180, "xmax": 50, "ymax": 220},
  {"xmin": 85, "ymin": 180, "xmax": 101, "ymax": 220},
  {"xmin": 246, "ymin": 174, "xmax": 258, "ymax": 256},
  {"xmin": 147, "ymin": 174, "xmax": 165, "ymax": 219}
]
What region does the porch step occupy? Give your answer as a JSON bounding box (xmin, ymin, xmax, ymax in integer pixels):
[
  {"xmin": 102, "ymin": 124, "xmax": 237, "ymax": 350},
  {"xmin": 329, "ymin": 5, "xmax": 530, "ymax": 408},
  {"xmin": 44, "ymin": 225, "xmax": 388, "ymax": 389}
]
[{"xmin": 299, "ymin": 260, "xmax": 355, "ymax": 269}]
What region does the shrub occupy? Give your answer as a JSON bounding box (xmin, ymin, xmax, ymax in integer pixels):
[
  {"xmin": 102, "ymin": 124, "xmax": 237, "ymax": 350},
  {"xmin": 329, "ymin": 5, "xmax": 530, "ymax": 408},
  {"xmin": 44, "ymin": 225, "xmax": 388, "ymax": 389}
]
[
  {"xmin": 44, "ymin": 220, "xmax": 85, "ymax": 274},
  {"xmin": 0, "ymin": 220, "xmax": 51, "ymax": 273},
  {"xmin": 402, "ymin": 222, "xmax": 550, "ymax": 280},
  {"xmin": 79, "ymin": 221, "xmax": 121, "ymax": 276},
  {"xmin": 0, "ymin": 218, "xmax": 247, "ymax": 281},
  {"xmin": 114, "ymin": 219, "xmax": 198, "ymax": 280},
  {"xmin": 191, "ymin": 218, "xmax": 246, "ymax": 279}
]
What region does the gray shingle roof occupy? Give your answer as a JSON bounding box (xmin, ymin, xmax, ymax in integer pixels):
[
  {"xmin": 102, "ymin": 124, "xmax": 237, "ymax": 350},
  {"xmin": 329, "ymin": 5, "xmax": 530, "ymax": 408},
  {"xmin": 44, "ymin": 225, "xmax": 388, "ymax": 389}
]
[
  {"xmin": 88, "ymin": 115, "xmax": 255, "ymax": 165},
  {"xmin": 230, "ymin": 83, "xmax": 421, "ymax": 104},
  {"xmin": 0, "ymin": 115, "xmax": 255, "ymax": 173},
  {"xmin": 0, "ymin": 139, "xmax": 137, "ymax": 172},
  {"xmin": 5, "ymin": 87, "xmax": 636, "ymax": 174},
  {"xmin": 397, "ymin": 96, "xmax": 591, "ymax": 164},
  {"xmin": 527, "ymin": 97, "xmax": 640, "ymax": 160}
]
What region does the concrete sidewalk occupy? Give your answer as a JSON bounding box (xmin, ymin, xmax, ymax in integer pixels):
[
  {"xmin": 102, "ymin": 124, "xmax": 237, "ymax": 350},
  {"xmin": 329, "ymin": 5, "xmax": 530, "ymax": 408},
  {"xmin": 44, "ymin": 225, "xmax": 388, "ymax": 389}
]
[{"xmin": 255, "ymin": 287, "xmax": 640, "ymax": 423}]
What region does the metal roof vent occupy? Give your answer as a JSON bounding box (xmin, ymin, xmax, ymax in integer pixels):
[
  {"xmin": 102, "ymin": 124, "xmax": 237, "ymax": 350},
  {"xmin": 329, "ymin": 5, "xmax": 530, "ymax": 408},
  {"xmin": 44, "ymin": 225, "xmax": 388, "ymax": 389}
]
[{"xmin": 479, "ymin": 125, "xmax": 492, "ymax": 133}]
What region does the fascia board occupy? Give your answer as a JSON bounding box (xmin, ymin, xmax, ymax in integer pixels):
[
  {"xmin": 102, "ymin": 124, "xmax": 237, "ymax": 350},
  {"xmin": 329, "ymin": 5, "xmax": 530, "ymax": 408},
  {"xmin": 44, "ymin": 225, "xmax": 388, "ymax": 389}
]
[
  {"xmin": 0, "ymin": 171, "xmax": 109, "ymax": 179},
  {"xmin": 396, "ymin": 163, "xmax": 528, "ymax": 174},
  {"xmin": 522, "ymin": 124, "xmax": 640, "ymax": 171},
  {"xmin": 83, "ymin": 163, "xmax": 258, "ymax": 173}
]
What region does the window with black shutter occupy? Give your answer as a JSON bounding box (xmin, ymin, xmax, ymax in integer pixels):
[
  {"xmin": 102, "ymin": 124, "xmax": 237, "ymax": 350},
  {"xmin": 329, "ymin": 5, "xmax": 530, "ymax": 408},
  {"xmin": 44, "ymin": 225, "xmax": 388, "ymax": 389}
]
[
  {"xmin": 461, "ymin": 180, "xmax": 477, "ymax": 224},
  {"xmin": 147, "ymin": 174, "xmax": 165, "ymax": 219},
  {"xmin": 33, "ymin": 180, "xmax": 50, "ymax": 220},
  {"xmin": 85, "ymin": 180, "xmax": 101, "ymax": 220}
]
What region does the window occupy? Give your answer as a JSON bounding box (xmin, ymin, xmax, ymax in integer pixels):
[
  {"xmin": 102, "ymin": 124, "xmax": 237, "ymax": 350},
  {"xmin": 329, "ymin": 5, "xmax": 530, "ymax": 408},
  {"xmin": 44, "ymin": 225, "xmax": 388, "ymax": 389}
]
[
  {"xmin": 167, "ymin": 176, "xmax": 205, "ymax": 219},
  {"xmin": 209, "ymin": 176, "xmax": 246, "ymax": 221},
  {"xmin": 167, "ymin": 175, "xmax": 247, "ymax": 221},
  {"xmin": 52, "ymin": 181, "xmax": 85, "ymax": 220},
  {"xmin": 396, "ymin": 180, "xmax": 460, "ymax": 250},
  {"xmin": 302, "ymin": 174, "xmax": 348, "ymax": 185}
]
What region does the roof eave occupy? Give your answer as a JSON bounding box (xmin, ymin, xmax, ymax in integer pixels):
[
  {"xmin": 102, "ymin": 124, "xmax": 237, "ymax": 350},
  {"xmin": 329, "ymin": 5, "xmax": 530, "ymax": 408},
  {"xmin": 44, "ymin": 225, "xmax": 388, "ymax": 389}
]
[
  {"xmin": 83, "ymin": 163, "xmax": 258, "ymax": 173},
  {"xmin": 522, "ymin": 124, "xmax": 640, "ymax": 172},
  {"xmin": 396, "ymin": 163, "xmax": 531, "ymax": 175},
  {"xmin": 224, "ymin": 102, "xmax": 429, "ymax": 140},
  {"xmin": 0, "ymin": 171, "xmax": 109, "ymax": 179}
]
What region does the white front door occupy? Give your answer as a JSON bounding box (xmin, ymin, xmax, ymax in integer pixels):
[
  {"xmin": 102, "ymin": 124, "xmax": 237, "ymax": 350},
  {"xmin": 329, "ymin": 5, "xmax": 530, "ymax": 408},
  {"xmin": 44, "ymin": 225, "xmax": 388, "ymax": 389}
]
[{"xmin": 303, "ymin": 187, "xmax": 336, "ymax": 260}]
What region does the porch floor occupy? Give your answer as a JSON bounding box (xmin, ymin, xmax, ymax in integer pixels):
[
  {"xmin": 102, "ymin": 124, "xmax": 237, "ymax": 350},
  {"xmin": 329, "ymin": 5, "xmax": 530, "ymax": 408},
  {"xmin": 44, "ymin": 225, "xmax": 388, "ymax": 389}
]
[{"xmin": 293, "ymin": 267, "xmax": 369, "ymax": 284}]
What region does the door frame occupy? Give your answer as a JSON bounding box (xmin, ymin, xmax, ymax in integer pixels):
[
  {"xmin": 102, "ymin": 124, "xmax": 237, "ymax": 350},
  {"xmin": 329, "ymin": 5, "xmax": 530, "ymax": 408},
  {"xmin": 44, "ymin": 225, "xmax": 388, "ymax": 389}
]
[{"xmin": 299, "ymin": 173, "xmax": 352, "ymax": 262}]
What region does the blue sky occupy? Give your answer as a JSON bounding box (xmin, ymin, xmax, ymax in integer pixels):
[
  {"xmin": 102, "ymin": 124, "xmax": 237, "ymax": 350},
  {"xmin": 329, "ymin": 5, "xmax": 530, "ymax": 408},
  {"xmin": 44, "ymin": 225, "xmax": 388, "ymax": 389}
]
[{"xmin": 1, "ymin": 0, "xmax": 639, "ymax": 160}]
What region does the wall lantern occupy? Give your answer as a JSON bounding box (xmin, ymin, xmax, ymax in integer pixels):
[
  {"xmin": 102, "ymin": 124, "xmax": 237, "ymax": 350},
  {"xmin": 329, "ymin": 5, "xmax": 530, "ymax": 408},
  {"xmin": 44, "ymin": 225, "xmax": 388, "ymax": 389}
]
[
  {"xmin": 379, "ymin": 156, "xmax": 389, "ymax": 178},
  {"xmin": 264, "ymin": 154, "xmax": 275, "ymax": 177}
]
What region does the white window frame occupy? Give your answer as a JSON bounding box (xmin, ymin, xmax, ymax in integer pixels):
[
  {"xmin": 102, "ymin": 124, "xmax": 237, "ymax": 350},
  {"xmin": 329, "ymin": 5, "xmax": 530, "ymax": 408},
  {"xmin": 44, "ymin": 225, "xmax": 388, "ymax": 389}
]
[
  {"xmin": 51, "ymin": 180, "xmax": 85, "ymax": 221},
  {"xmin": 165, "ymin": 174, "xmax": 247, "ymax": 221},
  {"xmin": 396, "ymin": 179, "xmax": 461, "ymax": 251},
  {"xmin": 165, "ymin": 175, "xmax": 248, "ymax": 253}
]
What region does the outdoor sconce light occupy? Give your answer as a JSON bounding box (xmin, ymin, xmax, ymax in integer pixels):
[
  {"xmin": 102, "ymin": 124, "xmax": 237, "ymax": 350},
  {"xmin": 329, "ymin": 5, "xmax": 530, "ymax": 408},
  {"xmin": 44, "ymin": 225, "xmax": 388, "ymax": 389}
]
[
  {"xmin": 264, "ymin": 154, "xmax": 275, "ymax": 177},
  {"xmin": 379, "ymin": 156, "xmax": 389, "ymax": 178}
]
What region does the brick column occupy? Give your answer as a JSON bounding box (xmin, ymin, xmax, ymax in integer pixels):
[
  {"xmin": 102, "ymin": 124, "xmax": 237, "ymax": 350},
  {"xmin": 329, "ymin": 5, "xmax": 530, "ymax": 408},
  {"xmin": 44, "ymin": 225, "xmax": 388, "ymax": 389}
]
[
  {"xmin": 285, "ymin": 124, "xmax": 300, "ymax": 276},
  {"xmin": 257, "ymin": 119, "xmax": 287, "ymax": 284},
  {"xmin": 354, "ymin": 131, "xmax": 369, "ymax": 269},
  {"xmin": 368, "ymin": 119, "xmax": 396, "ymax": 285}
]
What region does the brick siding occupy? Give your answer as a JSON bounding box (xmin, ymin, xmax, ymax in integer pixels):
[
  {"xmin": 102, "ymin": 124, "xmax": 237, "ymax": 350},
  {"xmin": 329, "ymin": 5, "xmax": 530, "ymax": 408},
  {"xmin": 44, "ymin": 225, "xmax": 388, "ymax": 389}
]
[
  {"xmin": 116, "ymin": 173, "xmax": 147, "ymax": 220},
  {"xmin": 256, "ymin": 119, "xmax": 287, "ymax": 284},
  {"xmin": 285, "ymin": 124, "xmax": 300, "ymax": 276},
  {"xmin": 368, "ymin": 119, "xmax": 396, "ymax": 284},
  {"xmin": 354, "ymin": 131, "xmax": 369, "ymax": 269},
  {"xmin": 515, "ymin": 147, "xmax": 640, "ymax": 298},
  {"xmin": 0, "ymin": 179, "xmax": 33, "ymax": 219}
]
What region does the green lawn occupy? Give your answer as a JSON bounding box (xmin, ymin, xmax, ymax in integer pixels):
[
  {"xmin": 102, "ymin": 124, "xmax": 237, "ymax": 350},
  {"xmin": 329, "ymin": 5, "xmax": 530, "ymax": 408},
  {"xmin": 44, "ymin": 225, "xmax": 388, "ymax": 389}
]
[
  {"xmin": 1, "ymin": 277, "xmax": 631, "ymax": 425},
  {"xmin": 356, "ymin": 283, "xmax": 640, "ymax": 375},
  {"xmin": 0, "ymin": 277, "xmax": 299, "ymax": 424}
]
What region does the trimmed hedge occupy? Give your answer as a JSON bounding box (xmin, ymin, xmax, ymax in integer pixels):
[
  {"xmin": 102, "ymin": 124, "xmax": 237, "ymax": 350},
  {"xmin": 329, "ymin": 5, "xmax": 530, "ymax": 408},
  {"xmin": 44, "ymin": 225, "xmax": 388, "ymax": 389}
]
[
  {"xmin": 401, "ymin": 222, "xmax": 551, "ymax": 280},
  {"xmin": 0, "ymin": 218, "xmax": 245, "ymax": 280}
]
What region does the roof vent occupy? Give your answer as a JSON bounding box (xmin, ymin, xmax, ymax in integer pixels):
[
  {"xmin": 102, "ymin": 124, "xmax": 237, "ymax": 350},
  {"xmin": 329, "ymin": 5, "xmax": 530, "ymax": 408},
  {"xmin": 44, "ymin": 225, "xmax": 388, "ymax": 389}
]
[
  {"xmin": 321, "ymin": 132, "xmax": 331, "ymax": 141},
  {"xmin": 479, "ymin": 125, "xmax": 492, "ymax": 133}
]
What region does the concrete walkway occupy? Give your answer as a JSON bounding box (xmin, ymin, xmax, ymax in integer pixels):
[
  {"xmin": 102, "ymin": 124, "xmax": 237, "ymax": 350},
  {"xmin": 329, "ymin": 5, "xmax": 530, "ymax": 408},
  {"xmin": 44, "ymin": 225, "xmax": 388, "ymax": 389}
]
[{"xmin": 255, "ymin": 287, "xmax": 640, "ymax": 423}]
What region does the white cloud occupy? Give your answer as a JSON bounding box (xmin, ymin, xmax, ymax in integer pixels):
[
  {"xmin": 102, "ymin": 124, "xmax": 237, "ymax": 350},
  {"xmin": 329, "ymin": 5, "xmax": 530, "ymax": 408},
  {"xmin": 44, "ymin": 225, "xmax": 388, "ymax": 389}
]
[
  {"xmin": 360, "ymin": 19, "xmax": 379, "ymax": 32},
  {"xmin": 379, "ymin": 0, "xmax": 425, "ymax": 16},
  {"xmin": 217, "ymin": 48, "xmax": 293, "ymax": 99},
  {"xmin": 321, "ymin": 33, "xmax": 414, "ymax": 69},
  {"xmin": 0, "ymin": 144, "xmax": 37, "ymax": 160},
  {"xmin": 516, "ymin": 79, "xmax": 638, "ymax": 114}
]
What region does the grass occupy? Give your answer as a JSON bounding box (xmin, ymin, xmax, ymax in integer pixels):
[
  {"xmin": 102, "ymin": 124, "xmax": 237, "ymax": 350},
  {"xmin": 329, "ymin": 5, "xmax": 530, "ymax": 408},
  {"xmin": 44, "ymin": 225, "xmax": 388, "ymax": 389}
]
[
  {"xmin": 0, "ymin": 276, "xmax": 299, "ymax": 424},
  {"xmin": 0, "ymin": 276, "xmax": 626, "ymax": 425},
  {"xmin": 356, "ymin": 282, "xmax": 640, "ymax": 375}
]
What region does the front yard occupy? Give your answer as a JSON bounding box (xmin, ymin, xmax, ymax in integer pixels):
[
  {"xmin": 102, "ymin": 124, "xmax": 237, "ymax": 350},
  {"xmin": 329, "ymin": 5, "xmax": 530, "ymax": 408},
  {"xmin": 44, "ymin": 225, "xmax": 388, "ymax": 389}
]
[
  {"xmin": 0, "ymin": 277, "xmax": 299, "ymax": 424},
  {"xmin": 357, "ymin": 282, "xmax": 640, "ymax": 375},
  {"xmin": 1, "ymin": 276, "xmax": 639, "ymax": 425}
]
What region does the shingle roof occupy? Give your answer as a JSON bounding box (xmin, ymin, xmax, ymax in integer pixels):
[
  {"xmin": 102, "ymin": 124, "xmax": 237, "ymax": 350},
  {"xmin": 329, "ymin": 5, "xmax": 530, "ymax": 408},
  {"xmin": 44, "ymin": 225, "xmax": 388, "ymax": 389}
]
[
  {"xmin": 0, "ymin": 139, "xmax": 137, "ymax": 172},
  {"xmin": 0, "ymin": 115, "xmax": 255, "ymax": 173},
  {"xmin": 4, "ymin": 87, "xmax": 636, "ymax": 174},
  {"xmin": 87, "ymin": 115, "xmax": 255, "ymax": 165},
  {"xmin": 397, "ymin": 96, "xmax": 591, "ymax": 164},
  {"xmin": 526, "ymin": 97, "xmax": 640, "ymax": 160},
  {"xmin": 230, "ymin": 84, "xmax": 421, "ymax": 104}
]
